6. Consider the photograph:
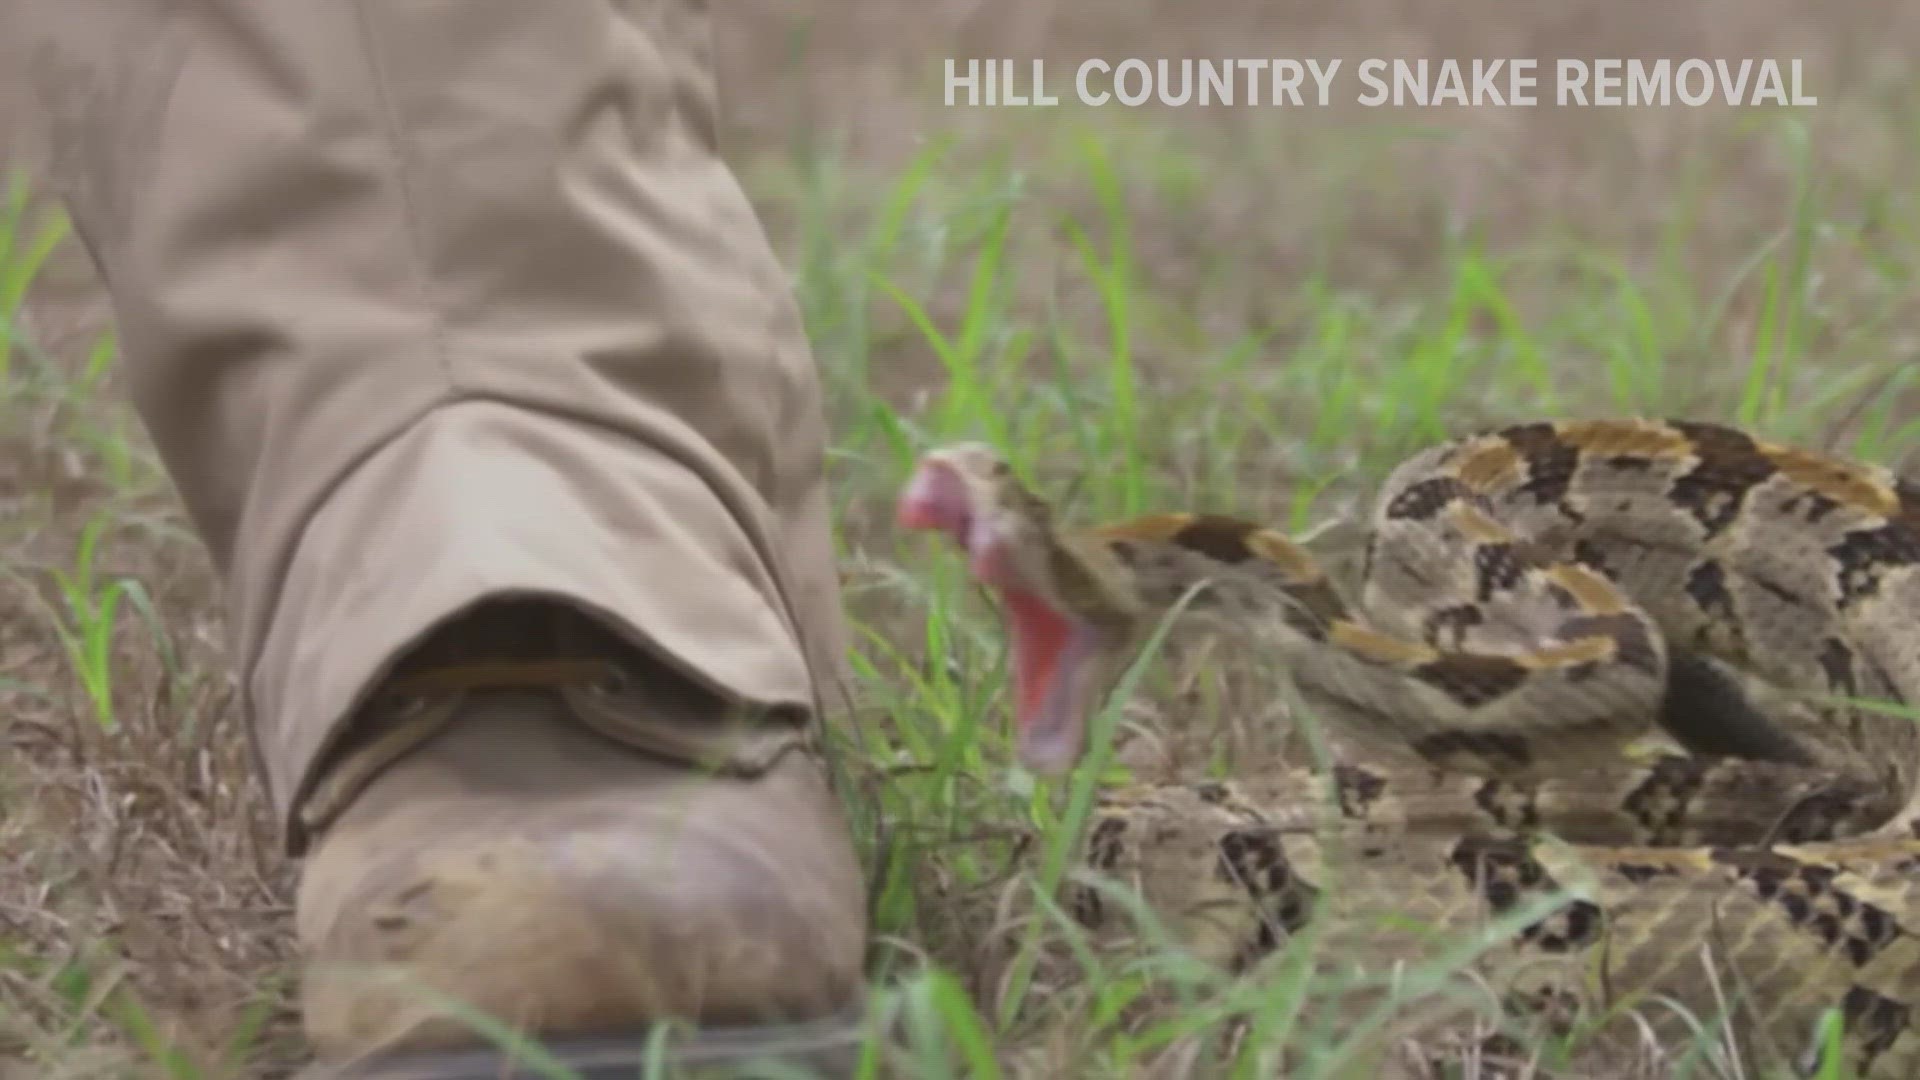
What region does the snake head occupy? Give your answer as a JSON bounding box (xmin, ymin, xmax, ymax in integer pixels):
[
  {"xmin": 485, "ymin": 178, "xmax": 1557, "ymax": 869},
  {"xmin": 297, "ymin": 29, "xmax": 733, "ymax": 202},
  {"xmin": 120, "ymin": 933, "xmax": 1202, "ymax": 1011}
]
[{"xmin": 898, "ymin": 444, "xmax": 1141, "ymax": 775}]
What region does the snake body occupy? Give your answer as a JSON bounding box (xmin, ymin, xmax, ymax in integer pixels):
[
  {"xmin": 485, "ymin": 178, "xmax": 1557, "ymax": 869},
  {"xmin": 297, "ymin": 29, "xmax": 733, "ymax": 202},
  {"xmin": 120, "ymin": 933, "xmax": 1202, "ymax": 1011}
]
[{"xmin": 901, "ymin": 418, "xmax": 1920, "ymax": 1077}]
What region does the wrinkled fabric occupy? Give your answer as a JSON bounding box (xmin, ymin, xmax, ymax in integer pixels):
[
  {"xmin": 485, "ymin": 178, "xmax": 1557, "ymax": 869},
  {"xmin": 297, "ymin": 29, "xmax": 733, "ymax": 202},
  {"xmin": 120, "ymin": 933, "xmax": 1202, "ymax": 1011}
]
[{"xmin": 14, "ymin": 0, "xmax": 849, "ymax": 847}]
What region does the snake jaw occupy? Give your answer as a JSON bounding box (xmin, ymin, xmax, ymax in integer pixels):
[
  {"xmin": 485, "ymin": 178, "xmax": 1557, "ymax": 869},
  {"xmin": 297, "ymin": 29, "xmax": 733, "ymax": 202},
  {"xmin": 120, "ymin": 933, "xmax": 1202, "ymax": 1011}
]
[
  {"xmin": 896, "ymin": 447, "xmax": 1006, "ymax": 585},
  {"xmin": 998, "ymin": 587, "xmax": 1103, "ymax": 774},
  {"xmin": 900, "ymin": 446, "xmax": 1104, "ymax": 774}
]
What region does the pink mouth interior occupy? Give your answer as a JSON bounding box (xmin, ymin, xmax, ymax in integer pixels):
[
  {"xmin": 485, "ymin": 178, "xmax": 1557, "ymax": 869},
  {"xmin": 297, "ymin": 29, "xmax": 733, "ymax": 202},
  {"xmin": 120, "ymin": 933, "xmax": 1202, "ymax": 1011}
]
[
  {"xmin": 896, "ymin": 459, "xmax": 970, "ymax": 536},
  {"xmin": 898, "ymin": 458, "xmax": 1092, "ymax": 773}
]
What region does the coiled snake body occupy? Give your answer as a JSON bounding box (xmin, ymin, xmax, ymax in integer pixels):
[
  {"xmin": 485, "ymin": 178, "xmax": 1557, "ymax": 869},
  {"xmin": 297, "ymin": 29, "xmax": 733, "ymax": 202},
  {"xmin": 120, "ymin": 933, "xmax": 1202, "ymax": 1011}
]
[{"xmin": 898, "ymin": 418, "xmax": 1920, "ymax": 1077}]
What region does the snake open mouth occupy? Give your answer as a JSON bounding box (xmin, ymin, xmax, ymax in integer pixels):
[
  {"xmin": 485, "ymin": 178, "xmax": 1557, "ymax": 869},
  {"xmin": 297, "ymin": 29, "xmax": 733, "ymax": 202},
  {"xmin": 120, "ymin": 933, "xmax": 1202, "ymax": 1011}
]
[
  {"xmin": 898, "ymin": 454, "xmax": 1097, "ymax": 773},
  {"xmin": 995, "ymin": 587, "xmax": 1098, "ymax": 773}
]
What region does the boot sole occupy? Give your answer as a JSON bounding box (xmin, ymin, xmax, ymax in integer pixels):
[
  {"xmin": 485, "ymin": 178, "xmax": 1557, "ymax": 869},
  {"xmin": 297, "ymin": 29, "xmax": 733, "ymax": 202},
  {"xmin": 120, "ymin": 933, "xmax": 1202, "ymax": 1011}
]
[{"xmin": 294, "ymin": 1004, "xmax": 880, "ymax": 1080}]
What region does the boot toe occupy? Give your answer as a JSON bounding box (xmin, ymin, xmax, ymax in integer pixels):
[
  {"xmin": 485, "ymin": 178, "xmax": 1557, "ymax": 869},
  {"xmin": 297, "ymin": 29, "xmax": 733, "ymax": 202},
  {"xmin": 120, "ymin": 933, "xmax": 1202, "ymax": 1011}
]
[{"xmin": 295, "ymin": 687, "xmax": 867, "ymax": 1062}]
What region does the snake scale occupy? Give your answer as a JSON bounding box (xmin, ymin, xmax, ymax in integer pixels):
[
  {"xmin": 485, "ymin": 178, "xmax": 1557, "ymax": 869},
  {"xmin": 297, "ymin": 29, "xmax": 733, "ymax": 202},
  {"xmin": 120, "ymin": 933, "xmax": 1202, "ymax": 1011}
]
[{"xmin": 897, "ymin": 417, "xmax": 1920, "ymax": 1078}]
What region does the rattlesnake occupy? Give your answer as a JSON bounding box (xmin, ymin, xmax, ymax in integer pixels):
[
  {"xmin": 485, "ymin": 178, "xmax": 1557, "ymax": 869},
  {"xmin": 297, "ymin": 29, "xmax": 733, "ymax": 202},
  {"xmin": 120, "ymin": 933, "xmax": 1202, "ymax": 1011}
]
[{"xmin": 897, "ymin": 418, "xmax": 1920, "ymax": 1078}]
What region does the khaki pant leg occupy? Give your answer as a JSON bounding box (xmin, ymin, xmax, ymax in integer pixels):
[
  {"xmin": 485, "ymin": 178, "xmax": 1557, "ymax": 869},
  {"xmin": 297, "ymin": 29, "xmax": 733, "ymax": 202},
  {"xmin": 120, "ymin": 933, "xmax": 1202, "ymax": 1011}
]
[{"xmin": 14, "ymin": 0, "xmax": 848, "ymax": 850}]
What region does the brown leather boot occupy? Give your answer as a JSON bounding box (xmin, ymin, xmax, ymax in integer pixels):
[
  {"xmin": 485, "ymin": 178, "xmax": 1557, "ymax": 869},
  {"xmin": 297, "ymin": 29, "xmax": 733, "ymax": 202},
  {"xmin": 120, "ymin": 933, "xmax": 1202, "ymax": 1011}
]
[{"xmin": 291, "ymin": 600, "xmax": 871, "ymax": 1079}]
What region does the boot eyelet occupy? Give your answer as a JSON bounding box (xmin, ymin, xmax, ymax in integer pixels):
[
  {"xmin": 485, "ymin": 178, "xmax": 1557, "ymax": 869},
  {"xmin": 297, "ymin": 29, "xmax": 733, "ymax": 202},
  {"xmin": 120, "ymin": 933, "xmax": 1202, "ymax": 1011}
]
[
  {"xmin": 385, "ymin": 692, "xmax": 429, "ymax": 719},
  {"xmin": 589, "ymin": 666, "xmax": 631, "ymax": 697}
]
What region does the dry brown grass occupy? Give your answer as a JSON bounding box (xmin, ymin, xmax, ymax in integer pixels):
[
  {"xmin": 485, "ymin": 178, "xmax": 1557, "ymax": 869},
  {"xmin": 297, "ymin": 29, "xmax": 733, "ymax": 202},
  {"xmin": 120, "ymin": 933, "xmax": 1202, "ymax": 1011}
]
[{"xmin": 7, "ymin": 2, "xmax": 1920, "ymax": 1076}]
